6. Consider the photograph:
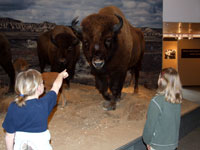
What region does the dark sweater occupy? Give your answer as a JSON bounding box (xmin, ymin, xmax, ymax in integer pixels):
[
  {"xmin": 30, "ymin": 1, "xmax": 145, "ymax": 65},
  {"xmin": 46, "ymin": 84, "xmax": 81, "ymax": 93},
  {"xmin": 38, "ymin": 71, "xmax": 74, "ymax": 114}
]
[
  {"xmin": 143, "ymin": 94, "xmax": 181, "ymax": 150},
  {"xmin": 2, "ymin": 91, "xmax": 57, "ymax": 133}
]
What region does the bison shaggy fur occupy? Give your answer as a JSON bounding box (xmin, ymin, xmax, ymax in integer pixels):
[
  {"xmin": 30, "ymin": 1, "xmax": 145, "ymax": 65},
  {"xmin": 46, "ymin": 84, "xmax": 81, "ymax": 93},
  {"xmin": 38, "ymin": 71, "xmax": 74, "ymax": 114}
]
[
  {"xmin": 73, "ymin": 6, "xmax": 145, "ymax": 110},
  {"xmin": 37, "ymin": 25, "xmax": 80, "ymax": 87}
]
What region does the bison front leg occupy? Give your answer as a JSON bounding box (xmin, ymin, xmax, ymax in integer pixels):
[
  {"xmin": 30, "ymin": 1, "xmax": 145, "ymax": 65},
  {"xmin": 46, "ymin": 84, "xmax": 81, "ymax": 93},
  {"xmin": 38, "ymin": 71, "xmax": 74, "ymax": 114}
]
[
  {"xmin": 103, "ymin": 72, "xmax": 127, "ymax": 111},
  {"xmin": 95, "ymin": 74, "xmax": 111, "ymax": 101},
  {"xmin": 110, "ymin": 71, "xmax": 127, "ymax": 101}
]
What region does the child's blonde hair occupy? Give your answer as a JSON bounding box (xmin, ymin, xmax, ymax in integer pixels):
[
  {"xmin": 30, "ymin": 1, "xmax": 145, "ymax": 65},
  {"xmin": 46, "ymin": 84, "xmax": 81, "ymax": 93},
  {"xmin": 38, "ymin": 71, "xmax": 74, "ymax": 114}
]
[
  {"xmin": 15, "ymin": 69, "xmax": 43, "ymax": 107},
  {"xmin": 157, "ymin": 67, "xmax": 182, "ymax": 104}
]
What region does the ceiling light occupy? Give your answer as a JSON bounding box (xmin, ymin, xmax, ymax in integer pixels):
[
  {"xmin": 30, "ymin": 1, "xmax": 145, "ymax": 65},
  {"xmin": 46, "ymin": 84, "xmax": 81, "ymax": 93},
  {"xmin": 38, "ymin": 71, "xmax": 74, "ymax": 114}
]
[
  {"xmin": 178, "ymin": 35, "xmax": 182, "ymax": 40},
  {"xmin": 188, "ymin": 34, "xmax": 193, "ymax": 40}
]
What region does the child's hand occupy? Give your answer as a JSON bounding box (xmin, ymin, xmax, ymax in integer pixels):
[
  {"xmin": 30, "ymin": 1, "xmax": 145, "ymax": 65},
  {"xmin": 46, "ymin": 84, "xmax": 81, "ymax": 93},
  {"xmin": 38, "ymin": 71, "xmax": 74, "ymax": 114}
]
[
  {"xmin": 147, "ymin": 145, "xmax": 151, "ymax": 150},
  {"xmin": 51, "ymin": 69, "xmax": 69, "ymax": 94},
  {"xmin": 60, "ymin": 69, "xmax": 69, "ymax": 79}
]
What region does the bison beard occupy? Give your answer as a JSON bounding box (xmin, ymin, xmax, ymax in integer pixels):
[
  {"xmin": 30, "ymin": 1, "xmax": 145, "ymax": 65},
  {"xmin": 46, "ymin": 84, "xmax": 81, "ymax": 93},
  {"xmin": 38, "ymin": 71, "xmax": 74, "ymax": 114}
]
[{"xmin": 73, "ymin": 6, "xmax": 145, "ymax": 110}]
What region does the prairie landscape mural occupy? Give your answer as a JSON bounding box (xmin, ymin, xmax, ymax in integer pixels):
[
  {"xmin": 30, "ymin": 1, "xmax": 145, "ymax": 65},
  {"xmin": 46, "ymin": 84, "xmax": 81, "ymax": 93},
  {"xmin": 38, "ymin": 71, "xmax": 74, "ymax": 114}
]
[{"xmin": 0, "ymin": 0, "xmax": 162, "ymax": 90}]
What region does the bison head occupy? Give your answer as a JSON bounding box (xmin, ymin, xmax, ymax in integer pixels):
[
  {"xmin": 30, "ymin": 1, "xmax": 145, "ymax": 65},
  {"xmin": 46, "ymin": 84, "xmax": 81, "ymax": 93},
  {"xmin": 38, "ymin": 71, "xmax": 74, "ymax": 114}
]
[
  {"xmin": 50, "ymin": 26, "xmax": 80, "ymax": 71},
  {"xmin": 72, "ymin": 14, "xmax": 123, "ymax": 70}
]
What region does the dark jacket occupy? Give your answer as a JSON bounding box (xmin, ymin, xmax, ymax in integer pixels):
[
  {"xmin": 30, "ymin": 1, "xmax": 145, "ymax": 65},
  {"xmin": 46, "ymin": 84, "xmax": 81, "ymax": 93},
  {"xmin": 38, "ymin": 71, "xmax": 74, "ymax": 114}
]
[{"xmin": 143, "ymin": 94, "xmax": 181, "ymax": 150}]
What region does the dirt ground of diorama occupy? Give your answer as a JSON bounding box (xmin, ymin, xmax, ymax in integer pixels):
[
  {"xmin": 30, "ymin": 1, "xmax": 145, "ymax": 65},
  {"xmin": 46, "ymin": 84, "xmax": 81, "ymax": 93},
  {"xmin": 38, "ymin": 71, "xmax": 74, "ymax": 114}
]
[{"xmin": 0, "ymin": 83, "xmax": 199, "ymax": 150}]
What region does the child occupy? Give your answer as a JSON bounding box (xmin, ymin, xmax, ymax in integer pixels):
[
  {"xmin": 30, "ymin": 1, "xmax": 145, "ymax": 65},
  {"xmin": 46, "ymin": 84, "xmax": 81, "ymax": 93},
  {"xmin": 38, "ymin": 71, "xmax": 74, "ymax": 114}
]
[
  {"xmin": 143, "ymin": 67, "xmax": 182, "ymax": 150},
  {"xmin": 2, "ymin": 69, "xmax": 68, "ymax": 150}
]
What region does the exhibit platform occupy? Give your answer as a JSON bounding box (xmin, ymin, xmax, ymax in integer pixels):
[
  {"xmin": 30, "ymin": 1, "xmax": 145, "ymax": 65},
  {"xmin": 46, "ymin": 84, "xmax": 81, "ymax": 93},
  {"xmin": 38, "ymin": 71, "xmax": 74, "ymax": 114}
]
[{"xmin": 0, "ymin": 85, "xmax": 199, "ymax": 150}]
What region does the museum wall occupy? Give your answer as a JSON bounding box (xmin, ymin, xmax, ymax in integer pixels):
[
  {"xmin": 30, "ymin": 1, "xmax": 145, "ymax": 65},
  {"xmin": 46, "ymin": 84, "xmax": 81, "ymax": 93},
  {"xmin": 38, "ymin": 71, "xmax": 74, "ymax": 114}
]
[
  {"xmin": 163, "ymin": 39, "xmax": 200, "ymax": 86},
  {"xmin": 163, "ymin": 0, "xmax": 200, "ymax": 22},
  {"xmin": 178, "ymin": 39, "xmax": 200, "ymax": 86}
]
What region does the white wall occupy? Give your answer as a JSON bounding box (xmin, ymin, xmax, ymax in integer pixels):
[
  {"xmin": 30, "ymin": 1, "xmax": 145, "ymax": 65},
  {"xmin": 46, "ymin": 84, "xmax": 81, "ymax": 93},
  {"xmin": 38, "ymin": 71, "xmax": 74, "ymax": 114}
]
[{"xmin": 163, "ymin": 0, "xmax": 200, "ymax": 22}]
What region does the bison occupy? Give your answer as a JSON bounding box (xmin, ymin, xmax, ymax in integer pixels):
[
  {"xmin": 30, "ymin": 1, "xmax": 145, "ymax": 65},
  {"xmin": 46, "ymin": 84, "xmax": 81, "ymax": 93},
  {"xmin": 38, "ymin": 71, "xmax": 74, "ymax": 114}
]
[
  {"xmin": 13, "ymin": 58, "xmax": 29, "ymax": 75},
  {"xmin": 37, "ymin": 24, "xmax": 80, "ymax": 87},
  {"xmin": 0, "ymin": 33, "xmax": 15, "ymax": 93},
  {"xmin": 72, "ymin": 6, "xmax": 145, "ymax": 110},
  {"xmin": 42, "ymin": 72, "xmax": 67, "ymax": 108}
]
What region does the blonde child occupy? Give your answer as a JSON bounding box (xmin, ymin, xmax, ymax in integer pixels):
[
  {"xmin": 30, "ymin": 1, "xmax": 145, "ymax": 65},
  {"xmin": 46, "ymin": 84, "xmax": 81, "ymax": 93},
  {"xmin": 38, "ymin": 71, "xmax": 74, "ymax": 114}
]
[
  {"xmin": 2, "ymin": 69, "xmax": 68, "ymax": 150},
  {"xmin": 143, "ymin": 67, "xmax": 182, "ymax": 150}
]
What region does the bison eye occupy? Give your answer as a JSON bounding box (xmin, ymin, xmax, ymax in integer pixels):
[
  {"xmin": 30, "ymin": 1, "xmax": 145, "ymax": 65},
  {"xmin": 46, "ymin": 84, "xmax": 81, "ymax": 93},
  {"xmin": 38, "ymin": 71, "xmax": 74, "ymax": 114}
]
[
  {"xmin": 83, "ymin": 40, "xmax": 89, "ymax": 49},
  {"xmin": 104, "ymin": 38, "xmax": 112, "ymax": 48}
]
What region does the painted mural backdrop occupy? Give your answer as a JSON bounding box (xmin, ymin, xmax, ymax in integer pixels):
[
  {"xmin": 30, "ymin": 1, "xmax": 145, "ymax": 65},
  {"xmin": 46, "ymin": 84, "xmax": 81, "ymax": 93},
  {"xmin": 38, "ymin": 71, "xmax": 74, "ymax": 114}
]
[
  {"xmin": 0, "ymin": 0, "xmax": 162, "ymax": 89},
  {"xmin": 0, "ymin": 0, "xmax": 162, "ymax": 28}
]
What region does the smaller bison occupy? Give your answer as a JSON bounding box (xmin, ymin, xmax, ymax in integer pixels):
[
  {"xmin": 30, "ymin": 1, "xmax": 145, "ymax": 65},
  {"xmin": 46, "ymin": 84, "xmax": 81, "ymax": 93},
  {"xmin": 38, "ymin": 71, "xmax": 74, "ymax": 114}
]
[
  {"xmin": 37, "ymin": 22, "xmax": 80, "ymax": 87},
  {"xmin": 0, "ymin": 33, "xmax": 15, "ymax": 93},
  {"xmin": 13, "ymin": 58, "xmax": 29, "ymax": 75},
  {"xmin": 42, "ymin": 72, "xmax": 67, "ymax": 108}
]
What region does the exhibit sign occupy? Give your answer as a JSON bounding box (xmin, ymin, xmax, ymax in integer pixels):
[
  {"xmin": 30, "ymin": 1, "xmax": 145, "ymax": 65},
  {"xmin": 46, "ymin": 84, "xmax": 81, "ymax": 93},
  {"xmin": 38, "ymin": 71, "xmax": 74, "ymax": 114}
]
[{"xmin": 181, "ymin": 49, "xmax": 200, "ymax": 58}]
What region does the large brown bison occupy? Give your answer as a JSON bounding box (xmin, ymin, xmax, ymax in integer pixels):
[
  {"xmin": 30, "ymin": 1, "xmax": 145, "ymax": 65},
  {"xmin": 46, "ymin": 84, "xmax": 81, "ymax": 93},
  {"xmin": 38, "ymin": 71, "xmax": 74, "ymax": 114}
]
[
  {"xmin": 72, "ymin": 6, "xmax": 145, "ymax": 110},
  {"xmin": 0, "ymin": 33, "xmax": 15, "ymax": 92},
  {"xmin": 37, "ymin": 24, "xmax": 80, "ymax": 87}
]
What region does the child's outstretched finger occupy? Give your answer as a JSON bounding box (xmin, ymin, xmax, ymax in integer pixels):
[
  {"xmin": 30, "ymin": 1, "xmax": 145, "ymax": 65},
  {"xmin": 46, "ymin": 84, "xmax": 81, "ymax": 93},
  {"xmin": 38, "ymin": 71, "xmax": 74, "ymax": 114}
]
[{"xmin": 62, "ymin": 69, "xmax": 69, "ymax": 78}]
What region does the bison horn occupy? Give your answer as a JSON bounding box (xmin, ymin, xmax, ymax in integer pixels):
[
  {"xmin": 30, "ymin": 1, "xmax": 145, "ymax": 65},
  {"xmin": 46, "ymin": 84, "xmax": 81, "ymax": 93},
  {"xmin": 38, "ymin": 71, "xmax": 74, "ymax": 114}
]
[
  {"xmin": 113, "ymin": 14, "xmax": 123, "ymax": 33},
  {"xmin": 71, "ymin": 16, "xmax": 79, "ymax": 26},
  {"xmin": 71, "ymin": 16, "xmax": 82, "ymax": 35}
]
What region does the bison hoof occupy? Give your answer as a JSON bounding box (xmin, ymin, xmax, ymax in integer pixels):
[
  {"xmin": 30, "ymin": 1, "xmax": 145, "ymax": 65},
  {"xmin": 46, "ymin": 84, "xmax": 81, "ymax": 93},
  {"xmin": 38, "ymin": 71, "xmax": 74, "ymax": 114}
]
[{"xmin": 102, "ymin": 101, "xmax": 116, "ymax": 111}]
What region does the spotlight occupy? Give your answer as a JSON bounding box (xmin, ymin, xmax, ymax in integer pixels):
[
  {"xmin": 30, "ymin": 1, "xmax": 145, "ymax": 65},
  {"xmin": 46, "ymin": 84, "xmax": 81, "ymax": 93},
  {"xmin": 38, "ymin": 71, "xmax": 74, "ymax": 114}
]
[
  {"xmin": 178, "ymin": 34, "xmax": 182, "ymax": 40},
  {"xmin": 188, "ymin": 34, "xmax": 193, "ymax": 40}
]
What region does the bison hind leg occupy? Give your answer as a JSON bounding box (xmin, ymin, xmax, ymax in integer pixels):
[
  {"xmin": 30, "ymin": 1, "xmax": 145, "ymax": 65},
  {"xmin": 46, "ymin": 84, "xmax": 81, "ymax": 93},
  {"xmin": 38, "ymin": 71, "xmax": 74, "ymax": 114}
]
[
  {"xmin": 124, "ymin": 70, "xmax": 135, "ymax": 88},
  {"xmin": 59, "ymin": 91, "xmax": 67, "ymax": 108},
  {"xmin": 133, "ymin": 67, "xmax": 140, "ymax": 94},
  {"xmin": 64, "ymin": 78, "xmax": 70, "ymax": 89},
  {"xmin": 127, "ymin": 67, "xmax": 139, "ymax": 94}
]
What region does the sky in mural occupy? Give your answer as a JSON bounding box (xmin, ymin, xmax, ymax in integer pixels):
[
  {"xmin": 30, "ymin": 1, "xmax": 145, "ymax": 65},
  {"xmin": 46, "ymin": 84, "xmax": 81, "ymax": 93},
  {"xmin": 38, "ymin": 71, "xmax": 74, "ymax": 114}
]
[{"xmin": 0, "ymin": 0, "xmax": 162, "ymax": 28}]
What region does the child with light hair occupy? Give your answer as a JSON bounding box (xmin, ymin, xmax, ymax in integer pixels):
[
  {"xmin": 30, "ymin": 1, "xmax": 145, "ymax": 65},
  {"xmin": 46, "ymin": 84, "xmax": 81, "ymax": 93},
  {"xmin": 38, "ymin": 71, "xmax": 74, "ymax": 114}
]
[
  {"xmin": 2, "ymin": 69, "xmax": 68, "ymax": 150},
  {"xmin": 143, "ymin": 67, "xmax": 182, "ymax": 150}
]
